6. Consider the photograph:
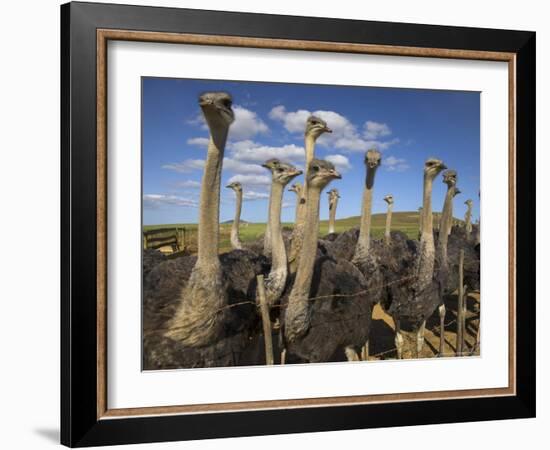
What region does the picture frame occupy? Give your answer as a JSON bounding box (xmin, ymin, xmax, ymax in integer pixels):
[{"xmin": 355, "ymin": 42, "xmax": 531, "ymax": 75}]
[{"xmin": 61, "ymin": 1, "xmax": 535, "ymax": 447}]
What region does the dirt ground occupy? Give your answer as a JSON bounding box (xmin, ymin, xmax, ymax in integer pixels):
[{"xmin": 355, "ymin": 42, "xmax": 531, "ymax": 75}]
[{"xmin": 368, "ymin": 291, "xmax": 480, "ymax": 360}]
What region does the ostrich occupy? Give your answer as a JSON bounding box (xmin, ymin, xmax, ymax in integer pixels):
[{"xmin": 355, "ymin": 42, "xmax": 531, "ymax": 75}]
[
  {"xmin": 259, "ymin": 160, "xmax": 302, "ymax": 307},
  {"xmin": 288, "ymin": 116, "xmax": 332, "ymax": 272},
  {"xmin": 282, "ymin": 160, "xmax": 373, "ymax": 363},
  {"xmin": 288, "ymin": 182, "xmax": 303, "ymax": 226},
  {"xmin": 386, "ymin": 158, "xmax": 447, "ymax": 359},
  {"xmin": 464, "ymin": 199, "xmax": 473, "ymax": 235},
  {"xmin": 435, "ymin": 170, "xmax": 460, "ymax": 355},
  {"xmin": 161, "ymin": 92, "xmax": 264, "ymax": 349},
  {"xmin": 383, "ymin": 194, "xmax": 394, "ymax": 245},
  {"xmin": 327, "ymin": 188, "xmax": 340, "ymax": 235},
  {"xmin": 353, "ymin": 149, "xmax": 381, "ymax": 262},
  {"xmin": 226, "ymin": 181, "xmax": 243, "ymax": 250}
]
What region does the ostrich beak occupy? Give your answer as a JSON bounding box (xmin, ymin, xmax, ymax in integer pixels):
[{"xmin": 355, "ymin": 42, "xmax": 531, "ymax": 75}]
[
  {"xmin": 440, "ymin": 163, "xmax": 448, "ymax": 170},
  {"xmin": 261, "ymin": 163, "xmax": 270, "ymax": 169},
  {"xmin": 324, "ymin": 126, "xmax": 332, "ymax": 133},
  {"xmin": 330, "ymin": 169, "xmax": 342, "ymax": 179},
  {"xmin": 294, "ymin": 169, "xmax": 303, "ymax": 176}
]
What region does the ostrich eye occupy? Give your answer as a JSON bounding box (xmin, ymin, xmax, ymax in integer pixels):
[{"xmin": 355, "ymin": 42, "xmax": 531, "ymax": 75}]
[
  {"xmin": 277, "ymin": 168, "xmax": 284, "ymax": 173},
  {"xmin": 223, "ymin": 98, "xmax": 232, "ymax": 107},
  {"xmin": 312, "ymin": 166, "xmax": 319, "ymax": 172}
]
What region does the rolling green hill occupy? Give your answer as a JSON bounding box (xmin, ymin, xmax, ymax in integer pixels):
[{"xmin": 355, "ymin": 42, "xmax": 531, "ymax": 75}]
[{"xmin": 144, "ymin": 211, "xmax": 463, "ymax": 253}]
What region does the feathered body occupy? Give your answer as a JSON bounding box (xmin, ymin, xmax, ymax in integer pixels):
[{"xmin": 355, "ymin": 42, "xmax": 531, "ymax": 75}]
[
  {"xmin": 281, "ymin": 256, "xmax": 372, "ymax": 362},
  {"xmin": 143, "ymin": 249, "xmax": 268, "ymax": 369},
  {"xmin": 283, "ymin": 159, "xmax": 373, "ymax": 363}
]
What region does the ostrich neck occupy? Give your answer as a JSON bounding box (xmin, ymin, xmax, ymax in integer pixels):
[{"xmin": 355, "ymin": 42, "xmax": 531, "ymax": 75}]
[
  {"xmin": 269, "ymin": 182, "xmax": 286, "ymax": 276},
  {"xmin": 293, "ymin": 191, "xmax": 301, "ymax": 223},
  {"xmin": 385, "ymin": 203, "xmax": 393, "ymax": 238},
  {"xmin": 197, "ymin": 127, "xmax": 228, "ymax": 268},
  {"xmin": 304, "ymin": 135, "xmax": 316, "ymax": 180},
  {"xmin": 416, "ymin": 173, "xmax": 436, "ymax": 288},
  {"xmin": 465, "ymin": 205, "xmax": 472, "ymax": 222},
  {"xmin": 231, "ymin": 190, "xmax": 243, "ymax": 249},
  {"xmin": 300, "ymin": 135, "xmax": 316, "ymax": 206},
  {"xmin": 290, "ymin": 185, "xmax": 321, "ymax": 306},
  {"xmin": 354, "ymin": 167, "xmax": 377, "ymax": 260},
  {"xmin": 289, "ymin": 135, "xmax": 316, "ymax": 269},
  {"xmin": 438, "ymin": 186, "xmax": 454, "ymax": 263},
  {"xmin": 328, "ymin": 197, "xmax": 338, "ymax": 233},
  {"xmin": 422, "ymin": 174, "xmax": 435, "ymax": 236}
]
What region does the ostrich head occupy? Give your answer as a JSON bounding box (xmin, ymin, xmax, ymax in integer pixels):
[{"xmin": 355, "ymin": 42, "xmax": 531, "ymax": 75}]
[
  {"xmin": 305, "ymin": 115, "xmax": 332, "ymax": 140},
  {"xmin": 289, "ymin": 182, "xmax": 302, "ymax": 194},
  {"xmin": 442, "ymin": 169, "xmax": 458, "ymax": 187},
  {"xmin": 384, "ymin": 194, "xmax": 394, "ymax": 205},
  {"xmin": 327, "ymin": 188, "xmax": 340, "ymax": 200},
  {"xmin": 263, "ymin": 160, "xmax": 302, "ymax": 186},
  {"xmin": 261, "ymin": 158, "xmax": 282, "ymax": 171},
  {"xmin": 424, "ymin": 158, "xmax": 447, "ymax": 179},
  {"xmin": 452, "ymin": 187, "xmax": 461, "ymax": 197},
  {"xmin": 225, "ymin": 181, "xmax": 242, "ymax": 193},
  {"xmin": 198, "ymin": 92, "xmax": 234, "ymax": 130},
  {"xmin": 465, "ymin": 199, "xmax": 473, "ymax": 208},
  {"xmin": 365, "ymin": 149, "xmax": 382, "ymax": 170},
  {"xmin": 307, "ymin": 159, "xmax": 341, "ymax": 190}
]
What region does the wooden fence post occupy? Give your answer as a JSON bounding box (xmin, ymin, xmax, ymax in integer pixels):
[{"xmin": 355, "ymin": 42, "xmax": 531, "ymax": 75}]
[
  {"xmin": 456, "ymin": 249, "xmax": 464, "ymax": 356},
  {"xmin": 256, "ymin": 275, "xmax": 274, "ymax": 365}
]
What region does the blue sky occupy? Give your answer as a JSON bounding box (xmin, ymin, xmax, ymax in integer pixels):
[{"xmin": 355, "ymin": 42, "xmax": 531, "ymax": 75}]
[{"xmin": 142, "ymin": 77, "xmax": 480, "ymax": 225}]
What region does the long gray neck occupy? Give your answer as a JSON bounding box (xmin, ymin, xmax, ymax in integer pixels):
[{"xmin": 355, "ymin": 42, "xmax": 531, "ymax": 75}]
[
  {"xmin": 263, "ymin": 191, "xmax": 273, "ymax": 256},
  {"xmin": 465, "ymin": 204, "xmax": 473, "ymax": 233},
  {"xmin": 196, "ymin": 128, "xmax": 228, "ymax": 269},
  {"xmin": 230, "ymin": 190, "xmax": 243, "ymax": 250},
  {"xmin": 269, "ymin": 183, "xmax": 286, "ymax": 274},
  {"xmin": 438, "ymin": 186, "xmax": 454, "ymax": 265},
  {"xmin": 353, "ymin": 166, "xmax": 377, "ymax": 261},
  {"xmin": 416, "ymin": 172, "xmax": 436, "ymax": 289},
  {"xmin": 289, "ymin": 135, "xmax": 316, "ymax": 272},
  {"xmin": 285, "ymin": 185, "xmax": 322, "ymax": 341},
  {"xmin": 293, "ymin": 190, "xmax": 302, "ymax": 224},
  {"xmin": 328, "ymin": 196, "xmax": 338, "ymax": 234},
  {"xmin": 384, "ymin": 203, "xmax": 393, "ymax": 244},
  {"xmin": 447, "ymin": 201, "xmax": 454, "ymax": 236}
]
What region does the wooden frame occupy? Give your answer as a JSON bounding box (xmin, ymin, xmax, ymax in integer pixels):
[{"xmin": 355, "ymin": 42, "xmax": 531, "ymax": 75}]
[{"xmin": 61, "ymin": 1, "xmax": 535, "ymax": 447}]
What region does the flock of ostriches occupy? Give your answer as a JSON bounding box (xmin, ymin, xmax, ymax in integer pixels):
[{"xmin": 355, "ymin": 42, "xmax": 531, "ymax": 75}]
[{"xmin": 143, "ymin": 91, "xmax": 480, "ymax": 369}]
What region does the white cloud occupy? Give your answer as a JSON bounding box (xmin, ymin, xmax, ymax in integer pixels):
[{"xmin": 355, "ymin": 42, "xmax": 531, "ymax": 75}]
[
  {"xmin": 325, "ymin": 154, "xmax": 352, "ymax": 172},
  {"xmin": 222, "ymin": 157, "xmax": 265, "ymax": 175},
  {"xmin": 187, "ymin": 105, "xmax": 269, "ymax": 141},
  {"xmin": 228, "ymin": 140, "xmax": 305, "ymax": 164},
  {"xmin": 227, "ymin": 174, "xmax": 271, "ymax": 186},
  {"xmin": 187, "ymin": 137, "xmax": 209, "ymax": 147},
  {"xmin": 269, "ymin": 105, "xmax": 399, "ymax": 153},
  {"xmin": 143, "ymin": 194, "xmax": 198, "ymax": 209},
  {"xmin": 229, "ymin": 106, "xmax": 269, "ymax": 140},
  {"xmin": 162, "ymin": 159, "xmax": 205, "ymax": 173},
  {"xmin": 383, "ymin": 155, "xmax": 410, "ymax": 172},
  {"xmin": 174, "ymin": 180, "xmax": 201, "ymax": 188},
  {"xmin": 242, "ymin": 190, "xmax": 270, "ymax": 201},
  {"xmin": 269, "ymin": 106, "xmax": 311, "ymax": 133},
  {"xmin": 363, "ymin": 121, "xmax": 391, "ymax": 140}
]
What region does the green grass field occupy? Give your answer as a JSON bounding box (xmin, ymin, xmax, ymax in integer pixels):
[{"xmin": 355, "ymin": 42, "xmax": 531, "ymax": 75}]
[{"xmin": 143, "ymin": 211, "xmax": 461, "ymax": 254}]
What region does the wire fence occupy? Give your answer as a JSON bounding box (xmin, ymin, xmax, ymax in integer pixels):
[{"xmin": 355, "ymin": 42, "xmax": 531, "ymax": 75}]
[{"xmin": 144, "ymin": 270, "xmax": 480, "ymax": 358}]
